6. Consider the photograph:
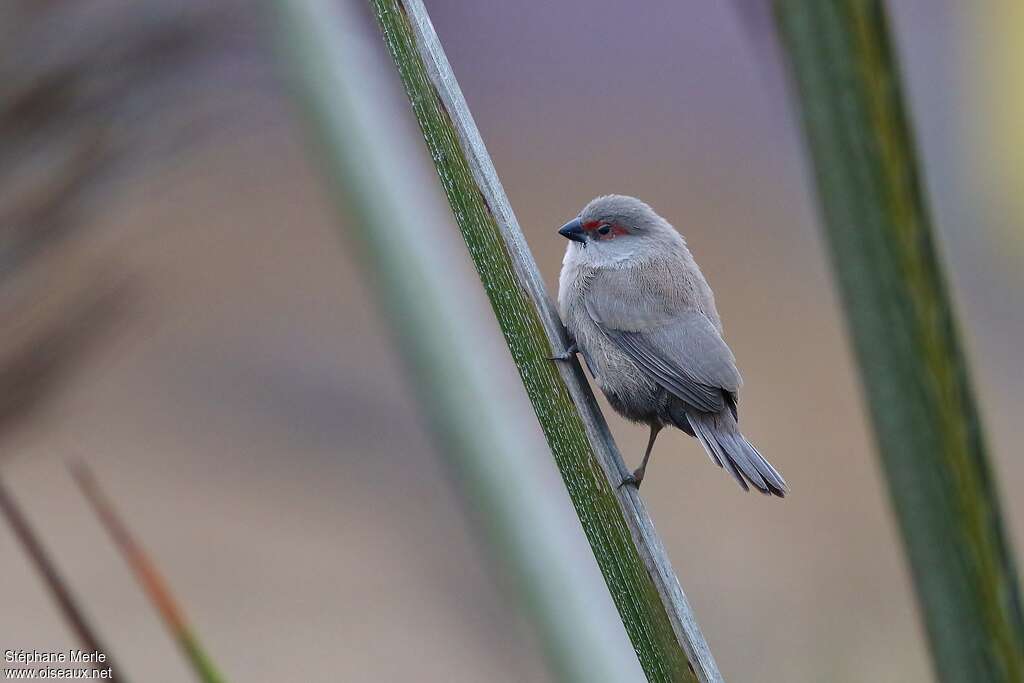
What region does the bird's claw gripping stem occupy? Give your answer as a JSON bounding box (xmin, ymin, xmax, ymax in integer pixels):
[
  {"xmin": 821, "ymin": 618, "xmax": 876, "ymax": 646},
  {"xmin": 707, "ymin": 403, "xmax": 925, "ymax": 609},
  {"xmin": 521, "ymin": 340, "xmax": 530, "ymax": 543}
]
[
  {"xmin": 548, "ymin": 342, "xmax": 578, "ymax": 362},
  {"xmin": 617, "ymin": 468, "xmax": 645, "ymax": 490}
]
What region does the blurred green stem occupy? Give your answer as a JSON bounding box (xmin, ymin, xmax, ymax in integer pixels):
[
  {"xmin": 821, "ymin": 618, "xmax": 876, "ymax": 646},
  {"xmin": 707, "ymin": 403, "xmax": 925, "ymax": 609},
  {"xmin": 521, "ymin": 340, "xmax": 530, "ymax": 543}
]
[
  {"xmin": 274, "ymin": 0, "xmax": 659, "ymax": 681},
  {"xmin": 774, "ymin": 2, "xmax": 1024, "ymax": 681}
]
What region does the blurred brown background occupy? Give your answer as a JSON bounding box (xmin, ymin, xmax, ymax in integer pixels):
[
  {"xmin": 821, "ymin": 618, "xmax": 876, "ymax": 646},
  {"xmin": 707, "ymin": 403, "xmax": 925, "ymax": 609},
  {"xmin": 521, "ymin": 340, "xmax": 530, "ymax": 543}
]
[{"xmin": 1, "ymin": 1, "xmax": 1021, "ymax": 681}]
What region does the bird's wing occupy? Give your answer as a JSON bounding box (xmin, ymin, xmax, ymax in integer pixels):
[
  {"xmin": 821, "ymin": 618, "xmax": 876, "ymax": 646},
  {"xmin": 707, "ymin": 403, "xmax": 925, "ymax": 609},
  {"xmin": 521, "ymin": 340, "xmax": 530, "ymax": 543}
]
[{"xmin": 584, "ymin": 272, "xmax": 741, "ymax": 414}]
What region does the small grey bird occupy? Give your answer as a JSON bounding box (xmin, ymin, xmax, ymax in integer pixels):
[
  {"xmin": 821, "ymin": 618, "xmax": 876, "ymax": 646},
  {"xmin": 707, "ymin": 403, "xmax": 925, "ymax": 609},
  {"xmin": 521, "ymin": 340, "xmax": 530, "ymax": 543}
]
[{"xmin": 555, "ymin": 195, "xmax": 787, "ymax": 496}]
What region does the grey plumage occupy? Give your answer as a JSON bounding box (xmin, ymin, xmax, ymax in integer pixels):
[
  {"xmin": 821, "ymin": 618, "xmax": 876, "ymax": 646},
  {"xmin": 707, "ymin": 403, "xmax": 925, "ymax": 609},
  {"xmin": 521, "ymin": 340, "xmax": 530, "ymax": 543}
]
[{"xmin": 556, "ymin": 195, "xmax": 787, "ymax": 497}]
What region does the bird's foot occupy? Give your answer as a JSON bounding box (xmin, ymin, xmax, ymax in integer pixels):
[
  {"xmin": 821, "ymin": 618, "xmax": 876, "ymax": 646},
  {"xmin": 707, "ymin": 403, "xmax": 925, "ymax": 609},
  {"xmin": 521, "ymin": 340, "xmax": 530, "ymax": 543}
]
[
  {"xmin": 548, "ymin": 342, "xmax": 578, "ymax": 362},
  {"xmin": 617, "ymin": 469, "xmax": 644, "ymax": 490}
]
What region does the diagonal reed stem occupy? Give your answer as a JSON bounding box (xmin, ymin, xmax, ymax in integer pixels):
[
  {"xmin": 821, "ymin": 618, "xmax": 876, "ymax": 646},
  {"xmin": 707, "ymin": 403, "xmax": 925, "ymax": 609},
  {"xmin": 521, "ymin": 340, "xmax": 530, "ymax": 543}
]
[
  {"xmin": 69, "ymin": 462, "xmax": 227, "ymax": 683},
  {"xmin": 0, "ymin": 475, "xmax": 126, "ymax": 682},
  {"xmin": 273, "ymin": 0, "xmax": 720, "ymax": 679},
  {"xmin": 773, "ymin": 3, "xmax": 1024, "ymax": 681},
  {"xmin": 363, "ymin": 1, "xmax": 719, "ymax": 680}
]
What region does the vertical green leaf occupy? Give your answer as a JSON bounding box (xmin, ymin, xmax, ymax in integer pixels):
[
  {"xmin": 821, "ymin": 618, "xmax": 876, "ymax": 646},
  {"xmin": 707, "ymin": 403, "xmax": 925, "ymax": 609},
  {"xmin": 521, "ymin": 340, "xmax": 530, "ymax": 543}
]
[{"xmin": 774, "ymin": 3, "xmax": 1024, "ymax": 681}]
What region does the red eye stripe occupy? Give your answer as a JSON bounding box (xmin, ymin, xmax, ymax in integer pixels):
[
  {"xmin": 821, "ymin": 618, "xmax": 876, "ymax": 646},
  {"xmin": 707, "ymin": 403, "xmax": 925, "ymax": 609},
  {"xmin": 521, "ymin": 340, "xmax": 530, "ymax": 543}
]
[{"xmin": 582, "ymin": 220, "xmax": 628, "ymax": 237}]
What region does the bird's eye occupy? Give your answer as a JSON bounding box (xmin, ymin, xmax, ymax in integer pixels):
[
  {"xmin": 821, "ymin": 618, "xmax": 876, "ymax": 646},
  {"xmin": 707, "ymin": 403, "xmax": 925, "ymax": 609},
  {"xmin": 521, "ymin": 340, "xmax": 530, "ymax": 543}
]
[{"xmin": 597, "ymin": 224, "xmax": 612, "ymax": 236}]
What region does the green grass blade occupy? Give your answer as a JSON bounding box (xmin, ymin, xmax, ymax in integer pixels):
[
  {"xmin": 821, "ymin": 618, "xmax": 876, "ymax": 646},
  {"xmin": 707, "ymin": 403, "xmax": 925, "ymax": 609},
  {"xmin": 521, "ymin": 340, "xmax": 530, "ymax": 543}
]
[
  {"xmin": 69, "ymin": 462, "xmax": 227, "ymax": 683},
  {"xmin": 271, "ymin": 0, "xmax": 718, "ymax": 679},
  {"xmin": 773, "ymin": 3, "xmax": 1024, "ymax": 681},
  {"xmin": 364, "ymin": 2, "xmax": 716, "ymax": 679}
]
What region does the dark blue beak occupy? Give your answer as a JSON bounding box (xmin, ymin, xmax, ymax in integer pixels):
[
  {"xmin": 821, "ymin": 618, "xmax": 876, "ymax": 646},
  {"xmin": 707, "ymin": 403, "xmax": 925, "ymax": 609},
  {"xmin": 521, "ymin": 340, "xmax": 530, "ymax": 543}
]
[{"xmin": 558, "ymin": 217, "xmax": 586, "ymax": 243}]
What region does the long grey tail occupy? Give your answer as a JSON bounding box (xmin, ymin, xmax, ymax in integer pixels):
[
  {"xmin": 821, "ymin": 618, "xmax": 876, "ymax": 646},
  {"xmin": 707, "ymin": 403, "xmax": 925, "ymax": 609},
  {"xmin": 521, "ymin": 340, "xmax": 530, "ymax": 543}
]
[{"xmin": 685, "ymin": 411, "xmax": 787, "ymax": 497}]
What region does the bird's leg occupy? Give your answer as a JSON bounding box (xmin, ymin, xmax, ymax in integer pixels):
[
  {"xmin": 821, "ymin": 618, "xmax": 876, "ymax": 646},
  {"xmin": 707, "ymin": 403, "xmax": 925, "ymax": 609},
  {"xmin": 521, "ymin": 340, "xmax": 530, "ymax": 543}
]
[
  {"xmin": 619, "ymin": 424, "xmax": 662, "ymax": 489},
  {"xmin": 549, "ymin": 341, "xmax": 578, "ymax": 362}
]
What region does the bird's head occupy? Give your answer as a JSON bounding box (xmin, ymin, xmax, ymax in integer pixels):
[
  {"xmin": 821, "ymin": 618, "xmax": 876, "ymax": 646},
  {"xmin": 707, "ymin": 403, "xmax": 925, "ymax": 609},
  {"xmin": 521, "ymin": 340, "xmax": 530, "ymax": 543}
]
[{"xmin": 558, "ymin": 194, "xmax": 681, "ymax": 266}]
